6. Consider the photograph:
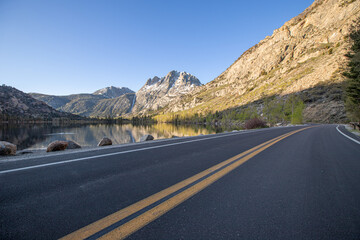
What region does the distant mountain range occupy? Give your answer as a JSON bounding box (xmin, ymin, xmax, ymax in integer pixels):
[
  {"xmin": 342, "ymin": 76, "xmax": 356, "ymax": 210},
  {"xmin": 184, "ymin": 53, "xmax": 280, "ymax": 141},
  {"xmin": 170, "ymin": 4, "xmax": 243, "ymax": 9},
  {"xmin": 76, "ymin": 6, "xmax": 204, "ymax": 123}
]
[
  {"xmin": 0, "ymin": 85, "xmax": 81, "ymax": 120},
  {"xmin": 30, "ymin": 70, "xmax": 202, "ymax": 117},
  {"xmin": 30, "ymin": 87, "xmax": 135, "ymax": 117},
  {"xmin": 3, "ymin": 0, "xmax": 358, "ymax": 123}
]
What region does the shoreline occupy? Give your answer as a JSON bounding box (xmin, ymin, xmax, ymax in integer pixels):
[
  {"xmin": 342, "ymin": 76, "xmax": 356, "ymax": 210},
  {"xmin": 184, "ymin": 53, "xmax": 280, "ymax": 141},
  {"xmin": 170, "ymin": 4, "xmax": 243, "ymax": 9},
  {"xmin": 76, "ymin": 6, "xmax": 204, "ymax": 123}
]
[{"xmin": 0, "ymin": 124, "xmax": 313, "ymax": 162}]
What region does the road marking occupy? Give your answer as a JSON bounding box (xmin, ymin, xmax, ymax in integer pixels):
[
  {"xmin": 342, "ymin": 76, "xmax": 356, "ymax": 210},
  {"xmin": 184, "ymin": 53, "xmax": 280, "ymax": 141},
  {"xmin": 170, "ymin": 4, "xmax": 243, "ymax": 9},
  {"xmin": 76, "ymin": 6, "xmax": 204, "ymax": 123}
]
[
  {"xmin": 59, "ymin": 132, "xmax": 289, "ymax": 240},
  {"xmin": 60, "ymin": 127, "xmax": 310, "ymax": 240},
  {"xmin": 0, "ymin": 130, "xmax": 264, "ymax": 174},
  {"xmin": 4, "ymin": 128, "xmax": 281, "ymax": 164},
  {"xmin": 0, "ymin": 127, "xmax": 297, "ymax": 175},
  {"xmin": 336, "ymin": 125, "xmax": 360, "ymax": 145}
]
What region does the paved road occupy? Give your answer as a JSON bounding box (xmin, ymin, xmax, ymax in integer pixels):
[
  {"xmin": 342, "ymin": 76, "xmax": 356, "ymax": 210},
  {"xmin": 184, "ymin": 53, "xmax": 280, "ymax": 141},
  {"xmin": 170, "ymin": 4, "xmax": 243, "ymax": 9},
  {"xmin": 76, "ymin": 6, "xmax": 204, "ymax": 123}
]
[{"xmin": 0, "ymin": 125, "xmax": 359, "ymax": 239}]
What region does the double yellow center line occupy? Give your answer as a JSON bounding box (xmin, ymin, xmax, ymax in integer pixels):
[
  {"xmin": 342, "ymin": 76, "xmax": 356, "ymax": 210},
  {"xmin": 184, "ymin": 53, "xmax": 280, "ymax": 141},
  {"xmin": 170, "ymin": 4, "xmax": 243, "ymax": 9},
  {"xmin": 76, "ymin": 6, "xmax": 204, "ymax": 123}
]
[{"xmin": 60, "ymin": 127, "xmax": 310, "ymax": 240}]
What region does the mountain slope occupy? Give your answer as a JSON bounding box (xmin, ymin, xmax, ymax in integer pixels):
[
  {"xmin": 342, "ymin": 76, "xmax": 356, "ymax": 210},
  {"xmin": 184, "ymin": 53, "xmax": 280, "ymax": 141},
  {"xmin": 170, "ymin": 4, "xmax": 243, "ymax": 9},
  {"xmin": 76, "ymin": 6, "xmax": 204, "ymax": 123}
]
[
  {"xmin": 31, "ymin": 86, "xmax": 134, "ymax": 117},
  {"xmin": 0, "ymin": 85, "xmax": 81, "ymax": 120},
  {"xmin": 132, "ymin": 70, "xmax": 202, "ymax": 114},
  {"xmin": 163, "ymin": 0, "xmax": 359, "ymax": 123},
  {"xmin": 90, "ymin": 93, "xmax": 135, "ymax": 117},
  {"xmin": 59, "ymin": 94, "xmax": 106, "ymax": 116},
  {"xmin": 29, "ymin": 93, "xmax": 71, "ymax": 109}
]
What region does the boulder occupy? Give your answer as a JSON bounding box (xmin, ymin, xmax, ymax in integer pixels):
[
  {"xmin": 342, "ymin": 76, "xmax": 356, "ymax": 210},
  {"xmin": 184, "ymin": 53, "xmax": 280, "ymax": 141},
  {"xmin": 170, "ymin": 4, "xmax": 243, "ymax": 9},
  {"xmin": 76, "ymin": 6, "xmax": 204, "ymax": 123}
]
[
  {"xmin": 0, "ymin": 141, "xmax": 17, "ymax": 156},
  {"xmin": 140, "ymin": 135, "xmax": 154, "ymax": 142},
  {"xmin": 66, "ymin": 141, "xmax": 81, "ymax": 149},
  {"xmin": 46, "ymin": 141, "xmax": 68, "ymax": 152},
  {"xmin": 98, "ymin": 138, "xmax": 112, "ymax": 146}
]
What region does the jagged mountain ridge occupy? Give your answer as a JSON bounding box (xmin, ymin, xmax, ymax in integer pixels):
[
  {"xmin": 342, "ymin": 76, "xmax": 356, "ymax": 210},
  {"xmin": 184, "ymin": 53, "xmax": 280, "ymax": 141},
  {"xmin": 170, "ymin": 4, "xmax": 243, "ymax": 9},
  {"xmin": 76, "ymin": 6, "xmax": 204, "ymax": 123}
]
[
  {"xmin": 31, "ymin": 71, "xmax": 201, "ymax": 117},
  {"xmin": 132, "ymin": 71, "xmax": 202, "ymax": 114},
  {"xmin": 162, "ymin": 0, "xmax": 359, "ymax": 123},
  {"xmin": 0, "ymin": 85, "xmax": 81, "ymax": 120}
]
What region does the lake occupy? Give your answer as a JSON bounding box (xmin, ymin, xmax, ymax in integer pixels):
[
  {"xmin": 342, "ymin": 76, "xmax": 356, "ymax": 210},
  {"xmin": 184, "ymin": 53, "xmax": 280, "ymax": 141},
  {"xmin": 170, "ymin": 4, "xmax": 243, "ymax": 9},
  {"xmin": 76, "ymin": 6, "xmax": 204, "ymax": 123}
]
[{"xmin": 0, "ymin": 123, "xmax": 239, "ymax": 151}]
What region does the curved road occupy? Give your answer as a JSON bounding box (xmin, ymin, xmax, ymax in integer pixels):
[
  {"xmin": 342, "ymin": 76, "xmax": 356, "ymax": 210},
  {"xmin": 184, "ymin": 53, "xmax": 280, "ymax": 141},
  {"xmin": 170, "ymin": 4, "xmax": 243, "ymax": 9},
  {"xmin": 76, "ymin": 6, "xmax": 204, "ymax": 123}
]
[{"xmin": 0, "ymin": 125, "xmax": 359, "ymax": 239}]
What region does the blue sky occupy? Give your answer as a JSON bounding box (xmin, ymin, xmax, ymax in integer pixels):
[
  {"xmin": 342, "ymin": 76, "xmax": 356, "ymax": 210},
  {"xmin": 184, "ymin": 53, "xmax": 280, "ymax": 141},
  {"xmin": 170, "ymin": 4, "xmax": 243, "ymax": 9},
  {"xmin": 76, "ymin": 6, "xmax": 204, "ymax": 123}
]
[{"xmin": 0, "ymin": 0, "xmax": 314, "ymax": 95}]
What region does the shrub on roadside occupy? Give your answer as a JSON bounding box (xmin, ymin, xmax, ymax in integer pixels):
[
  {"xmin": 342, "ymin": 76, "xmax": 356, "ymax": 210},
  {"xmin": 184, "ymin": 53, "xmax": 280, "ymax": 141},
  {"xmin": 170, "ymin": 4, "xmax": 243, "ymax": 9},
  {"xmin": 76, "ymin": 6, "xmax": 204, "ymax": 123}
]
[{"xmin": 244, "ymin": 118, "xmax": 267, "ymax": 129}]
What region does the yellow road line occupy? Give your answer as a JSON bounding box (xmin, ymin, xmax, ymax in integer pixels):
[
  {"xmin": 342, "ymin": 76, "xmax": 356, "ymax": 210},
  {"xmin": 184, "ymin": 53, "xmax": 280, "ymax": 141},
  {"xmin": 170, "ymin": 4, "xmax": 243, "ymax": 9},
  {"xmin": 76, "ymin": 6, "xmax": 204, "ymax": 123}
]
[
  {"xmin": 60, "ymin": 127, "xmax": 309, "ymax": 240},
  {"xmin": 99, "ymin": 127, "xmax": 307, "ymax": 240}
]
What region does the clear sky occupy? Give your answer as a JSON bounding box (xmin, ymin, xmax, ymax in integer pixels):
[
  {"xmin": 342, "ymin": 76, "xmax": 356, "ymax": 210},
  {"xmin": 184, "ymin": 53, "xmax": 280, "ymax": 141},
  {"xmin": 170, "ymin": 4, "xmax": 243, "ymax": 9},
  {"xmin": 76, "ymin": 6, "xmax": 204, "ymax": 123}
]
[{"xmin": 0, "ymin": 0, "xmax": 314, "ymax": 95}]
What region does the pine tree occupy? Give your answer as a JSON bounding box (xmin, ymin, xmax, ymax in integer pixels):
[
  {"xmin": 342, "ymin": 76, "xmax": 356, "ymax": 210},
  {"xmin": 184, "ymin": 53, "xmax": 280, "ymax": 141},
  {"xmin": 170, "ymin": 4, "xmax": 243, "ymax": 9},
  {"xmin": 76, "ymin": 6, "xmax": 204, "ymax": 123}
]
[{"xmin": 344, "ymin": 20, "xmax": 360, "ymax": 122}]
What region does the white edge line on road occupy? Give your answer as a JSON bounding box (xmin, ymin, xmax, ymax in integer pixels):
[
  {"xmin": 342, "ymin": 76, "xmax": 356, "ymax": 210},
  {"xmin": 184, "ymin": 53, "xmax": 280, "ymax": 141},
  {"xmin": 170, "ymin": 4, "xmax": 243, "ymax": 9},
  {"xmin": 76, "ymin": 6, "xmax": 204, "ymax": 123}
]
[
  {"xmin": 2, "ymin": 125, "xmax": 304, "ymax": 163},
  {"xmin": 1, "ymin": 126, "xmax": 308, "ymax": 175},
  {"xmin": 0, "ymin": 130, "xmax": 254, "ymax": 174},
  {"xmin": 336, "ymin": 125, "xmax": 360, "ymax": 145}
]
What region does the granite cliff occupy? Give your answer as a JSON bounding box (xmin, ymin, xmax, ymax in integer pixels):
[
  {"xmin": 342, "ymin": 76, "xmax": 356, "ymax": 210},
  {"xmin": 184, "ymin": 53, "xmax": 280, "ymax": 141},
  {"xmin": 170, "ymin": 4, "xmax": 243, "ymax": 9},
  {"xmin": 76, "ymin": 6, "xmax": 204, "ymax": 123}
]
[{"xmin": 162, "ymin": 0, "xmax": 359, "ymax": 123}]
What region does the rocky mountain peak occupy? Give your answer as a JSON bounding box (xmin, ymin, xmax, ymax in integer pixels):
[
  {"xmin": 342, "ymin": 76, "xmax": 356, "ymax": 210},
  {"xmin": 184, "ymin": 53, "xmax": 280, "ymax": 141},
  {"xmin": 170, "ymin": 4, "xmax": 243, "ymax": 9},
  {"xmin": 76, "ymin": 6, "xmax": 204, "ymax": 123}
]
[
  {"xmin": 145, "ymin": 76, "xmax": 161, "ymax": 86},
  {"xmin": 161, "ymin": 70, "xmax": 202, "ymax": 90},
  {"xmin": 165, "ymin": 70, "xmax": 180, "ymax": 79},
  {"xmin": 176, "ymin": 71, "xmax": 202, "ymax": 87},
  {"xmin": 131, "ymin": 70, "xmax": 202, "ymax": 114},
  {"xmin": 140, "ymin": 71, "xmax": 201, "ymax": 91},
  {"xmin": 93, "ymin": 86, "xmax": 134, "ymax": 99}
]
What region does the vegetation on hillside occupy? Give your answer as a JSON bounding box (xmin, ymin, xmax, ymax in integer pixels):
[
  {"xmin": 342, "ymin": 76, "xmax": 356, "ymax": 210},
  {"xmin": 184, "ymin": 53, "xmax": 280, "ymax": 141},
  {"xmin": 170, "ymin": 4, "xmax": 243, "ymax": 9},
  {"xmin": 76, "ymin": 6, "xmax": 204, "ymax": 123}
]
[
  {"xmin": 154, "ymin": 95, "xmax": 305, "ymax": 127},
  {"xmin": 263, "ymin": 95, "xmax": 305, "ymax": 125},
  {"xmin": 343, "ymin": 20, "xmax": 360, "ymax": 122}
]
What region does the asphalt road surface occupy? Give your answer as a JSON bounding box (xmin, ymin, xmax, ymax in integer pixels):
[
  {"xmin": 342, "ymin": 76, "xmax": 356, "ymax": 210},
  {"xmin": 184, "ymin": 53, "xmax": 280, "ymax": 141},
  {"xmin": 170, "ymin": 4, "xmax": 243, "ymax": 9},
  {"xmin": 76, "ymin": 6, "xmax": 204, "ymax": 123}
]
[{"xmin": 0, "ymin": 125, "xmax": 359, "ymax": 239}]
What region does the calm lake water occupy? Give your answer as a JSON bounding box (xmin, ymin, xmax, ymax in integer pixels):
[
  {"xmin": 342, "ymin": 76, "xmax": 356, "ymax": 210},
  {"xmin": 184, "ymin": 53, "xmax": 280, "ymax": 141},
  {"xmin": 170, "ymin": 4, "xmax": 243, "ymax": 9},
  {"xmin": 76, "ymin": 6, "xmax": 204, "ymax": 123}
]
[{"xmin": 0, "ymin": 123, "xmax": 239, "ymax": 151}]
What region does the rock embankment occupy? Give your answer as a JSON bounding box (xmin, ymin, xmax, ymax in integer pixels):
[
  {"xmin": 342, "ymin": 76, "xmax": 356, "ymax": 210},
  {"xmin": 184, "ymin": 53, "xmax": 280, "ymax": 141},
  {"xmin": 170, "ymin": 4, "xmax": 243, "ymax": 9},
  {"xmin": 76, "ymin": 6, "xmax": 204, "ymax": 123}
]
[{"xmin": 1, "ymin": 134, "xmax": 159, "ymax": 157}]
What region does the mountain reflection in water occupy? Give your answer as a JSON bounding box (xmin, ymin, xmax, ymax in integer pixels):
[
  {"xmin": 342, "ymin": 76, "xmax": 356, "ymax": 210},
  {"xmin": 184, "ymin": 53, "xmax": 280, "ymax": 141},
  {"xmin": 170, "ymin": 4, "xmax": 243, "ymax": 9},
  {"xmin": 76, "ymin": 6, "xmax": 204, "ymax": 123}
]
[{"xmin": 0, "ymin": 123, "xmax": 235, "ymax": 151}]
